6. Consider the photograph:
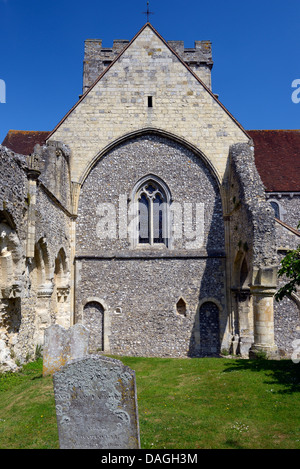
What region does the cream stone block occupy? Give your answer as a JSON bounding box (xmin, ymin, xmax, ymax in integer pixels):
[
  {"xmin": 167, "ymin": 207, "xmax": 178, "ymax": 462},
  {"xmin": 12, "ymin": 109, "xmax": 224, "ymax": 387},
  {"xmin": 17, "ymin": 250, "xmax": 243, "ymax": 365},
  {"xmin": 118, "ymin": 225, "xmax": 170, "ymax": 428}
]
[{"xmin": 48, "ymin": 25, "xmax": 249, "ymax": 195}]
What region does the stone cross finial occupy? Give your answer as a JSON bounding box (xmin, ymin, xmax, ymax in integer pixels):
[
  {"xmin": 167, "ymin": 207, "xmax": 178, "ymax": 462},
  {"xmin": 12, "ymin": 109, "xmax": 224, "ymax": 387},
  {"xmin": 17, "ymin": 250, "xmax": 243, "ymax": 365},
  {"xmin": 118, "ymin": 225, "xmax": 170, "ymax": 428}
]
[{"xmin": 143, "ymin": 1, "xmax": 154, "ymax": 22}]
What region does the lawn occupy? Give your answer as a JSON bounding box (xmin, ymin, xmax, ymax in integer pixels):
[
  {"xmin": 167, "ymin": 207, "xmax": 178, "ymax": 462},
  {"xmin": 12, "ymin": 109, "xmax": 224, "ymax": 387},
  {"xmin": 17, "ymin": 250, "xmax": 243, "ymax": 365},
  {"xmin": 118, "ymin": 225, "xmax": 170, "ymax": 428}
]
[{"xmin": 0, "ymin": 356, "xmax": 299, "ymax": 449}]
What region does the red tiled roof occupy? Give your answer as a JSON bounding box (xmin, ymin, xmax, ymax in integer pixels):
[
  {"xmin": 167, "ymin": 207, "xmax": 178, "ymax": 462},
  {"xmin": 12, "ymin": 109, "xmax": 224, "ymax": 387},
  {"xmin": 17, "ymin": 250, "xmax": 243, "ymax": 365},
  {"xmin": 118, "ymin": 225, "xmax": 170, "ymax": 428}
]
[
  {"xmin": 2, "ymin": 129, "xmax": 300, "ymax": 193},
  {"xmin": 1, "ymin": 130, "xmax": 50, "ymax": 155},
  {"xmin": 248, "ymin": 130, "xmax": 300, "ymax": 192}
]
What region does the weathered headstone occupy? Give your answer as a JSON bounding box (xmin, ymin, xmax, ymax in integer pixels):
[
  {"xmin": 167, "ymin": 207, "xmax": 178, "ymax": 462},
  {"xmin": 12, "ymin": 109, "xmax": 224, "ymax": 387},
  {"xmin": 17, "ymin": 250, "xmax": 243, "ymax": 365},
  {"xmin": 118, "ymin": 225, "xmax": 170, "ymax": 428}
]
[
  {"xmin": 43, "ymin": 324, "xmax": 89, "ymax": 376},
  {"xmin": 53, "ymin": 355, "xmax": 140, "ymax": 449}
]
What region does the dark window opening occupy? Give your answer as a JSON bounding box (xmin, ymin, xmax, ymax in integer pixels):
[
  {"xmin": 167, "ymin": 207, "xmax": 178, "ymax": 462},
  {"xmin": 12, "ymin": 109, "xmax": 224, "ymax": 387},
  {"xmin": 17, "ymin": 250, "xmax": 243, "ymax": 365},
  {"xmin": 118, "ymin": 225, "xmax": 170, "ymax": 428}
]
[
  {"xmin": 176, "ymin": 298, "xmax": 187, "ymax": 316},
  {"xmin": 153, "ymin": 194, "xmax": 163, "ymax": 243},
  {"xmin": 138, "ymin": 194, "xmax": 150, "ymax": 244},
  {"xmin": 148, "ymin": 96, "xmax": 153, "ymax": 108},
  {"xmin": 270, "ymin": 201, "xmax": 280, "ymax": 219}
]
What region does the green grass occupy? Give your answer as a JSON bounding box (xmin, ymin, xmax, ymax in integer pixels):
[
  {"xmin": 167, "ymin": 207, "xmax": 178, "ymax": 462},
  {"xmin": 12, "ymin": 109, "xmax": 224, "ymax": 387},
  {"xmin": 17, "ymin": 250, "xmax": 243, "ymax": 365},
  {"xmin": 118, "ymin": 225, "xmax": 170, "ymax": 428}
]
[{"xmin": 0, "ymin": 357, "xmax": 299, "ymax": 449}]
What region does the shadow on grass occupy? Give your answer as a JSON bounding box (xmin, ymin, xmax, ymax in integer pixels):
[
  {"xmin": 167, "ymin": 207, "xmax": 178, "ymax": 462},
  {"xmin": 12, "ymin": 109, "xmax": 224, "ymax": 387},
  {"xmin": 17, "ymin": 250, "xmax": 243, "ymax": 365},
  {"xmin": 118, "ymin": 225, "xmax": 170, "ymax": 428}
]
[{"xmin": 222, "ymin": 359, "xmax": 300, "ymax": 394}]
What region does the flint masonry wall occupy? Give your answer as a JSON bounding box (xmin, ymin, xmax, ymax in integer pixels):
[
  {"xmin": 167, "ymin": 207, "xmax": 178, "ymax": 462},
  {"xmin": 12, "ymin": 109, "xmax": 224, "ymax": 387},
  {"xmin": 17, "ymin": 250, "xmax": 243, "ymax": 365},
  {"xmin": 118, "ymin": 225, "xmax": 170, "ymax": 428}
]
[
  {"xmin": 228, "ymin": 142, "xmax": 277, "ymax": 270},
  {"xmin": 273, "ymin": 222, "xmax": 300, "ymax": 355},
  {"xmin": 75, "ymin": 134, "xmax": 227, "ymax": 357},
  {"xmin": 0, "ymin": 146, "xmax": 28, "ymax": 242},
  {"xmin": 267, "ymin": 194, "xmax": 300, "ymax": 230}
]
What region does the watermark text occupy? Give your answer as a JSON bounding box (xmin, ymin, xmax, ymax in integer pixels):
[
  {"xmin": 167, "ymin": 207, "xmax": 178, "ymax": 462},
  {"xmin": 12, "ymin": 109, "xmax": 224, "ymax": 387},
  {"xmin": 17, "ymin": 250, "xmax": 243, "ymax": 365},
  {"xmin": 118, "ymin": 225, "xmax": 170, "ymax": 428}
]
[
  {"xmin": 0, "ymin": 79, "xmax": 6, "ymax": 103},
  {"xmin": 291, "ymin": 79, "xmax": 300, "ymax": 103}
]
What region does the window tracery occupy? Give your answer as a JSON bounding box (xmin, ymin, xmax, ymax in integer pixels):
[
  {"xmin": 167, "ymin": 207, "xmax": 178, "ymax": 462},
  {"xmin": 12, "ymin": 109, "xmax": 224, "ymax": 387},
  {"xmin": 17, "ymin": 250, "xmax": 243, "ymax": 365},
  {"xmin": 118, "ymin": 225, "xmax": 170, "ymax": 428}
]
[{"xmin": 134, "ymin": 177, "xmax": 170, "ymax": 247}]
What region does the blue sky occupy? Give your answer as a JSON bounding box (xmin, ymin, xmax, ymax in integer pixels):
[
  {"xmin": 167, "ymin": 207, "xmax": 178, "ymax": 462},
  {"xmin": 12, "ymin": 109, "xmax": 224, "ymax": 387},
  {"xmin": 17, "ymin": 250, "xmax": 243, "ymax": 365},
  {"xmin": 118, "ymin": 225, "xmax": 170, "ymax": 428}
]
[{"xmin": 0, "ymin": 0, "xmax": 299, "ymax": 143}]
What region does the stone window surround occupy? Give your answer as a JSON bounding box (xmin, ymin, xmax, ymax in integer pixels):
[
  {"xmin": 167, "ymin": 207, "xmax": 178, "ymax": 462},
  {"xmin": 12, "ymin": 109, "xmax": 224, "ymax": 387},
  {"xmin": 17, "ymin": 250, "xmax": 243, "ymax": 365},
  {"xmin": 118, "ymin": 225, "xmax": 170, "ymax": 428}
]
[
  {"xmin": 266, "ymin": 192, "xmax": 300, "ymax": 222},
  {"xmin": 129, "ymin": 174, "xmax": 172, "ymax": 249},
  {"xmin": 79, "ymin": 297, "xmax": 111, "ymax": 353},
  {"xmin": 267, "ymin": 198, "xmax": 286, "ymax": 221}
]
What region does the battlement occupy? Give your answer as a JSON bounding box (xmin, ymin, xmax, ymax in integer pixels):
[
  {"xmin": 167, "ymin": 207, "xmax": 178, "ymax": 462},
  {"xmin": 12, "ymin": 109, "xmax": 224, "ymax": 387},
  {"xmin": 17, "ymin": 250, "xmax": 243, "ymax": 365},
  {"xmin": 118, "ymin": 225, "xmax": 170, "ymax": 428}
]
[
  {"xmin": 167, "ymin": 40, "xmax": 213, "ymax": 66},
  {"xmin": 82, "ymin": 38, "xmax": 213, "ymax": 93}
]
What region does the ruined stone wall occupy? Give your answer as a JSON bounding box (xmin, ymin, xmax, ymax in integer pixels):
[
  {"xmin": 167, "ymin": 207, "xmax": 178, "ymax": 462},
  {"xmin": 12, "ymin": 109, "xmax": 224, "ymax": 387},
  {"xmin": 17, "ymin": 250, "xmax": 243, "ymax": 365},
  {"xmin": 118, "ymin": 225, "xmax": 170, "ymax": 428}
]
[
  {"xmin": 0, "ymin": 145, "xmax": 72, "ymax": 371},
  {"xmin": 228, "ymin": 143, "xmax": 277, "ymax": 270},
  {"xmin": 36, "ymin": 141, "xmax": 72, "ymax": 213},
  {"xmin": 0, "ymin": 146, "xmax": 28, "ymax": 370},
  {"xmin": 225, "ymin": 142, "xmax": 278, "ymax": 356},
  {"xmin": 75, "ymin": 134, "xmax": 226, "ymax": 357},
  {"xmin": 0, "ymin": 146, "xmax": 28, "ymax": 242}
]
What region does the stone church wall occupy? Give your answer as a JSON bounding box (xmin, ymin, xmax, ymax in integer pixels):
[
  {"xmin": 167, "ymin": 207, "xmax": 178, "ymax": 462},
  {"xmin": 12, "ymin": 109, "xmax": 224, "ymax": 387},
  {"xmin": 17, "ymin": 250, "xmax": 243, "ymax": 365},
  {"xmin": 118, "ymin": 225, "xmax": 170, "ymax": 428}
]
[
  {"xmin": 75, "ymin": 257, "xmax": 225, "ymax": 357},
  {"xmin": 267, "ymin": 194, "xmax": 300, "ymax": 230},
  {"xmin": 75, "ymin": 134, "xmax": 226, "ymax": 357},
  {"xmin": 273, "ymin": 223, "xmax": 300, "ymax": 356}
]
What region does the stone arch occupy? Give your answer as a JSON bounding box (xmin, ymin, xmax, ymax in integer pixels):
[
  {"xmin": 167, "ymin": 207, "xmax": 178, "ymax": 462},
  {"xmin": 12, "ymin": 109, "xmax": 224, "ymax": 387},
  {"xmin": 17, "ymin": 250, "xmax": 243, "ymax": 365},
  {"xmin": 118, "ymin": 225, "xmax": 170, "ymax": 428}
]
[
  {"xmin": 130, "ymin": 174, "xmax": 172, "ymax": 248},
  {"xmin": 82, "ymin": 300, "xmax": 105, "ymax": 353},
  {"xmin": 54, "ymin": 247, "xmax": 70, "ymax": 328},
  {"xmin": 268, "ymin": 198, "xmax": 286, "ymax": 221},
  {"xmin": 75, "ymin": 128, "xmax": 222, "ymax": 216},
  {"xmin": 54, "ymin": 248, "xmax": 68, "ymax": 289},
  {"xmin": 32, "ymin": 238, "xmax": 53, "ymax": 347},
  {"xmin": 80, "ymin": 128, "xmax": 221, "ymax": 186},
  {"xmin": 34, "ymin": 237, "xmax": 52, "ymax": 292},
  {"xmin": 195, "ymin": 299, "xmax": 221, "ymax": 356},
  {"xmin": 76, "ymin": 130, "xmax": 224, "ymax": 253},
  {"xmin": 231, "ymin": 251, "xmax": 253, "ymax": 356},
  {"xmin": 232, "ymin": 250, "xmax": 251, "ymax": 289},
  {"xmin": 240, "ymin": 257, "xmax": 250, "ymax": 289}
]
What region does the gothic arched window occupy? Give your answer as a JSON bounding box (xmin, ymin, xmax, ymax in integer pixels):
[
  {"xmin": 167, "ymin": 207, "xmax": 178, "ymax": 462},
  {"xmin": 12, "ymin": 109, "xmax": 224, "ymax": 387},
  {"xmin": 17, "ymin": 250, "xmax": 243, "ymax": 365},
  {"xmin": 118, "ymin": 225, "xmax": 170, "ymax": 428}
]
[
  {"xmin": 132, "ymin": 176, "xmax": 171, "ymax": 247},
  {"xmin": 270, "ymin": 201, "xmax": 280, "ymax": 219}
]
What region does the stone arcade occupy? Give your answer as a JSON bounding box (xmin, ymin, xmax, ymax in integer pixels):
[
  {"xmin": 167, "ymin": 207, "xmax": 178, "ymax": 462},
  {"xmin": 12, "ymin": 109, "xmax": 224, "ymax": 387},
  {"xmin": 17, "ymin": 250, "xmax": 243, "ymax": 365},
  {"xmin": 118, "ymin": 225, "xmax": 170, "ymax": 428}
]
[{"xmin": 0, "ymin": 23, "xmax": 299, "ymax": 371}]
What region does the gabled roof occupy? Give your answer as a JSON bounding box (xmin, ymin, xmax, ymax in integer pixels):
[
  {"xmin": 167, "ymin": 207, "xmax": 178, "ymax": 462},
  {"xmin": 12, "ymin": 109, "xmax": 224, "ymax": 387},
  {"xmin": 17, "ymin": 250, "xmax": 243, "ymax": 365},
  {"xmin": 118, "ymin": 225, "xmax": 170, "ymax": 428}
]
[
  {"xmin": 1, "ymin": 130, "xmax": 50, "ymax": 155},
  {"xmin": 45, "ymin": 22, "xmax": 249, "ymax": 141},
  {"xmin": 248, "ymin": 130, "xmax": 300, "ymax": 192}
]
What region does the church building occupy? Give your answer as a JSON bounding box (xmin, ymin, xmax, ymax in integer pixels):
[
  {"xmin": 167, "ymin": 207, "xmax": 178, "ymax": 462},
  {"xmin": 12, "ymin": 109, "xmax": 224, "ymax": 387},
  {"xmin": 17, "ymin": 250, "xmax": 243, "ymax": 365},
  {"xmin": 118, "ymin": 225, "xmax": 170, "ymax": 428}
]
[{"xmin": 0, "ymin": 23, "xmax": 299, "ymax": 371}]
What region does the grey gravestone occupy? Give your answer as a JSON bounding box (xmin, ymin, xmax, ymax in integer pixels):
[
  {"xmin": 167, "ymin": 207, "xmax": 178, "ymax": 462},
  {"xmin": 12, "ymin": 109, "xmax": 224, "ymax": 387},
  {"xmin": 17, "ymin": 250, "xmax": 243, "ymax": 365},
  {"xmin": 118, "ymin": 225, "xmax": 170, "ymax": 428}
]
[
  {"xmin": 43, "ymin": 324, "xmax": 89, "ymax": 376},
  {"xmin": 53, "ymin": 355, "xmax": 140, "ymax": 449}
]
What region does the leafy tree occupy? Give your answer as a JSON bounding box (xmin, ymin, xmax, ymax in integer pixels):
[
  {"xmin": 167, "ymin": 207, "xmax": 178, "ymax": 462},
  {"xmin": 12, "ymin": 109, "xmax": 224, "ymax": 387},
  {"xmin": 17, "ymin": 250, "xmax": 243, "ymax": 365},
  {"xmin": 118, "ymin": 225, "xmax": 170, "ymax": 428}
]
[{"xmin": 275, "ymin": 222, "xmax": 300, "ymax": 302}]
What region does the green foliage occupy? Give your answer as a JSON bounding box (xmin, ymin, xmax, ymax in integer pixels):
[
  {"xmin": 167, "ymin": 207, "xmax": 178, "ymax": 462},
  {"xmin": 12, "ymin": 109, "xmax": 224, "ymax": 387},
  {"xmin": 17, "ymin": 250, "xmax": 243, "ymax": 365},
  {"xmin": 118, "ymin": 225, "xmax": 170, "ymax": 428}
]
[{"xmin": 275, "ymin": 222, "xmax": 300, "ymax": 302}]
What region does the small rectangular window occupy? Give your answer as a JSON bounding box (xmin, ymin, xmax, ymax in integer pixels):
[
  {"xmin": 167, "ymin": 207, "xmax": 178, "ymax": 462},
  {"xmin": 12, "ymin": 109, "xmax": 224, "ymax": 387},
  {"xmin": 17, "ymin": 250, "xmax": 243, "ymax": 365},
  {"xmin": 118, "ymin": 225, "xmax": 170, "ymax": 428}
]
[{"xmin": 148, "ymin": 96, "xmax": 153, "ymax": 108}]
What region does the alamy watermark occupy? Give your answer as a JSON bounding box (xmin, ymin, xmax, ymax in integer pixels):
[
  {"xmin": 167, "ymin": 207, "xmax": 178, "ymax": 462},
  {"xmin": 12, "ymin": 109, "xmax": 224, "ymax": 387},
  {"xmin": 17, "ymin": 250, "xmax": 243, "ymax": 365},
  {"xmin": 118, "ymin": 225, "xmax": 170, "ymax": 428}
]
[
  {"xmin": 291, "ymin": 79, "xmax": 300, "ymax": 103},
  {"xmin": 291, "ymin": 339, "xmax": 300, "ymax": 364},
  {"xmin": 95, "ymin": 196, "xmax": 205, "ymax": 249},
  {"xmin": 0, "ymin": 79, "xmax": 6, "ymax": 103}
]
